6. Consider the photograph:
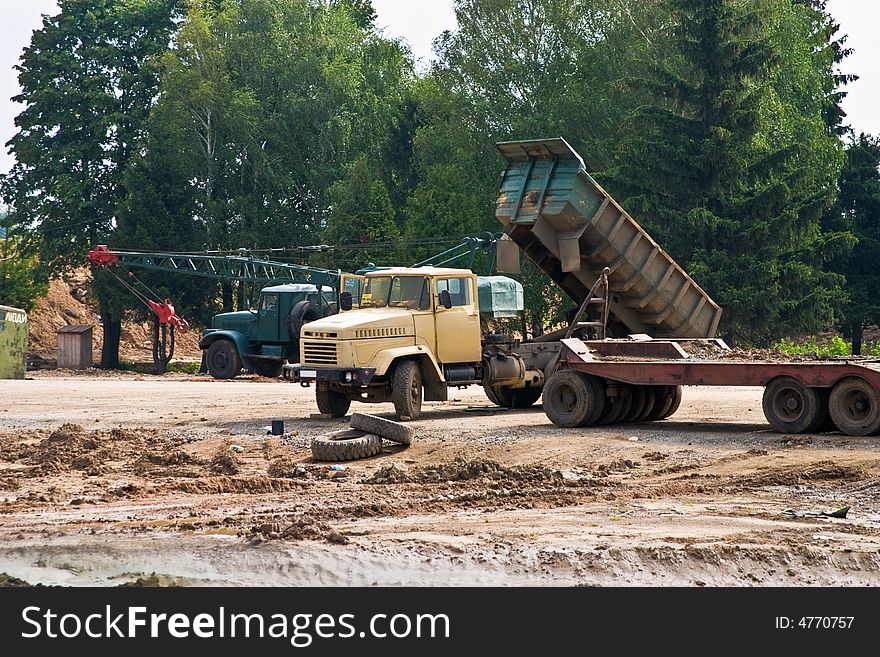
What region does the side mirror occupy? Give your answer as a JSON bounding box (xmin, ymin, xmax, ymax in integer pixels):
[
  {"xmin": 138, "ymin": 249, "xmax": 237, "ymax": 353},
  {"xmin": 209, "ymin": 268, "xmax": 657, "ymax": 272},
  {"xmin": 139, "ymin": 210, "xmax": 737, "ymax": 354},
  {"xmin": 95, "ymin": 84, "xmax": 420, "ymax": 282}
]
[
  {"xmin": 339, "ymin": 291, "xmax": 353, "ymax": 312},
  {"xmin": 439, "ymin": 289, "xmax": 453, "ymax": 309}
]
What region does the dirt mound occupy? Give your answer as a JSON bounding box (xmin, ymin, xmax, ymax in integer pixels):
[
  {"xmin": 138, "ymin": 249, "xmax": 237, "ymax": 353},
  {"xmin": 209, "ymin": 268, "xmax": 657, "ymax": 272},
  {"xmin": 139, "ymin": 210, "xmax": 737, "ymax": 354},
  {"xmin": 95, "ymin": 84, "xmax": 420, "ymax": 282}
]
[
  {"xmin": 243, "ymin": 519, "xmax": 349, "ymax": 544},
  {"xmin": 26, "ymin": 268, "xmax": 202, "ymax": 367},
  {"xmin": 176, "ymin": 476, "xmax": 302, "ymax": 494},
  {"xmin": 365, "ymin": 457, "xmax": 574, "ymax": 485},
  {"xmin": 733, "ymin": 461, "xmax": 864, "ymax": 487}
]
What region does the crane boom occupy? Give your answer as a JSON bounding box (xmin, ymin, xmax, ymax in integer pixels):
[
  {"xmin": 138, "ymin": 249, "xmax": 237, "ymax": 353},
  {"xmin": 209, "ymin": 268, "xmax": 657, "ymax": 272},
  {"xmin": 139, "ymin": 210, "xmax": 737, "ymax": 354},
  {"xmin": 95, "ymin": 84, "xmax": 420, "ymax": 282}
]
[{"xmin": 88, "ymin": 245, "xmax": 342, "ymax": 288}]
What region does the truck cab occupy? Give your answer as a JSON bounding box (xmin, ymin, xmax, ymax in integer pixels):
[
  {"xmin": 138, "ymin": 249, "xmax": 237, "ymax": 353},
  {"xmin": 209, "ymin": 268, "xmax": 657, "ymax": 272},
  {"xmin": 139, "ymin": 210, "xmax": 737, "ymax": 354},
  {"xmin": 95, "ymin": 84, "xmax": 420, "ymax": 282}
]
[{"xmin": 286, "ymin": 267, "xmax": 545, "ymax": 419}]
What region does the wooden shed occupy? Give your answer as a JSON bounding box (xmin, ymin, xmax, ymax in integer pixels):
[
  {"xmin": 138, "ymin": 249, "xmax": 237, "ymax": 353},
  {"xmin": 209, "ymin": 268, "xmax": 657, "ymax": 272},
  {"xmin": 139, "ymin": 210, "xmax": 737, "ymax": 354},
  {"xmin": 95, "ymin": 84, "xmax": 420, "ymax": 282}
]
[{"xmin": 57, "ymin": 325, "xmax": 93, "ymax": 369}]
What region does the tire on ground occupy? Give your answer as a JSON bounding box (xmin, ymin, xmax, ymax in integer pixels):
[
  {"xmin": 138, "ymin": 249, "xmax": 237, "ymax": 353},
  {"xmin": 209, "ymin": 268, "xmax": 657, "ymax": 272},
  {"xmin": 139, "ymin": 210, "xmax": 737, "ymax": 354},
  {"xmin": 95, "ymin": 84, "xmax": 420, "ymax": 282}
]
[
  {"xmin": 542, "ymin": 370, "xmax": 601, "ymax": 428},
  {"xmin": 660, "ymin": 385, "xmax": 683, "ymax": 420},
  {"xmin": 350, "ymin": 412, "xmax": 414, "ymax": 445},
  {"xmin": 621, "ymin": 385, "xmax": 647, "ymax": 423},
  {"xmin": 828, "ymin": 376, "xmax": 880, "ymax": 436},
  {"xmin": 311, "ymin": 429, "xmax": 382, "ymax": 461},
  {"xmin": 762, "ymin": 377, "xmax": 822, "ymax": 434},
  {"xmin": 635, "ymin": 386, "xmax": 658, "ymax": 422},
  {"xmin": 206, "ymin": 339, "xmax": 242, "ymax": 379},
  {"xmin": 392, "ymin": 360, "xmax": 422, "ymax": 420},
  {"xmin": 598, "ymin": 383, "xmax": 631, "ymax": 425},
  {"xmin": 316, "ymin": 385, "xmax": 351, "ymax": 418}
]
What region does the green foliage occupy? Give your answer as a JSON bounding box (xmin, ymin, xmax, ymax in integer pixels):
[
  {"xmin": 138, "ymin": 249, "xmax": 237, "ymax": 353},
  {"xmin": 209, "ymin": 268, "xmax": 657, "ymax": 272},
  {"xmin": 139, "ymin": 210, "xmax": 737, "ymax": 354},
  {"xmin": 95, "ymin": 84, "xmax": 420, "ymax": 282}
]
[
  {"xmin": 821, "ymin": 134, "xmax": 880, "ymax": 349},
  {"xmin": 609, "ymin": 0, "xmax": 849, "ymax": 344},
  {"xmin": 0, "ymin": 231, "xmax": 48, "ymax": 312},
  {"xmin": 775, "ymin": 335, "xmax": 880, "ymax": 358},
  {"xmin": 322, "ymin": 157, "xmax": 400, "ymax": 267}
]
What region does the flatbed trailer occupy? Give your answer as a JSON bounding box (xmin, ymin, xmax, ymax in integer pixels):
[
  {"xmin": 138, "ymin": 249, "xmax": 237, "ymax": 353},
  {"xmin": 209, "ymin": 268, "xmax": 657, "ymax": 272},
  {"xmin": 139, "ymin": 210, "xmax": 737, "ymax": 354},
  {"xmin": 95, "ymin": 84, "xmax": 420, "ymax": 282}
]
[{"xmin": 543, "ymin": 337, "xmax": 880, "ymax": 437}]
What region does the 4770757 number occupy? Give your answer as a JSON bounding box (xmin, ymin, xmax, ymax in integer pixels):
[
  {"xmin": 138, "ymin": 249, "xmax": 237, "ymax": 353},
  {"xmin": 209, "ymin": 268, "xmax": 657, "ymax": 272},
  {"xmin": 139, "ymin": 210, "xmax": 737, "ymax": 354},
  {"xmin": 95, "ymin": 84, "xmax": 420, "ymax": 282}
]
[{"xmin": 775, "ymin": 617, "xmax": 854, "ymax": 629}]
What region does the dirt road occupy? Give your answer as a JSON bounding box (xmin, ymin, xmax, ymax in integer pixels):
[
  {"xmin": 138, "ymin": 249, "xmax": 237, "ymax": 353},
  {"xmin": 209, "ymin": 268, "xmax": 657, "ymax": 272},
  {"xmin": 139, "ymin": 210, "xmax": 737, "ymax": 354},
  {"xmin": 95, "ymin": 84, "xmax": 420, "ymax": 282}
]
[{"xmin": 2, "ymin": 371, "xmax": 880, "ymax": 586}]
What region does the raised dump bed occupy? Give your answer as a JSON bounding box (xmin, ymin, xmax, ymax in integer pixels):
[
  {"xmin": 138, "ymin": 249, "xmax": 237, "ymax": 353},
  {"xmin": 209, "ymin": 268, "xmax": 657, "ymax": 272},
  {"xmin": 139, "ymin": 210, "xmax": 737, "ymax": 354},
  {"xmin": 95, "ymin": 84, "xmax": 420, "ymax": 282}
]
[{"xmin": 495, "ymin": 137, "xmax": 722, "ymax": 338}]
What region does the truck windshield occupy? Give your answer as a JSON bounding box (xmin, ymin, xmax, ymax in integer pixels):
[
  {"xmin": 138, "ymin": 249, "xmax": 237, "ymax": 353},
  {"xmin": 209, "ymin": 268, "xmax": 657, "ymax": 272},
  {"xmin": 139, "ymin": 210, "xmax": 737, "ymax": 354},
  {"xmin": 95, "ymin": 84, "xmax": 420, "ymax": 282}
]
[{"xmin": 360, "ymin": 276, "xmax": 430, "ymax": 310}]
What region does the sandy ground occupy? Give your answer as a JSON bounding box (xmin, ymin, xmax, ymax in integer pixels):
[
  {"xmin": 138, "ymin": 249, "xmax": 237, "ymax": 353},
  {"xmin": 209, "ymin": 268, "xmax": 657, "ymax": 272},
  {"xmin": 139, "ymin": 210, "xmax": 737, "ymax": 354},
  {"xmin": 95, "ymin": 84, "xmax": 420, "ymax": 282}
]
[{"xmin": 2, "ymin": 371, "xmax": 880, "ymax": 586}]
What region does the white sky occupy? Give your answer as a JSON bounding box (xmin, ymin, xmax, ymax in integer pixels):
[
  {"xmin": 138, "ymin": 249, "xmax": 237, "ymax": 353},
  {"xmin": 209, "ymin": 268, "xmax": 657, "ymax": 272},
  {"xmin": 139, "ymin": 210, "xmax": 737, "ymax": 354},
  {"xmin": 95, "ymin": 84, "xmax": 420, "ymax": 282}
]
[{"xmin": 0, "ymin": 0, "xmax": 877, "ymax": 176}]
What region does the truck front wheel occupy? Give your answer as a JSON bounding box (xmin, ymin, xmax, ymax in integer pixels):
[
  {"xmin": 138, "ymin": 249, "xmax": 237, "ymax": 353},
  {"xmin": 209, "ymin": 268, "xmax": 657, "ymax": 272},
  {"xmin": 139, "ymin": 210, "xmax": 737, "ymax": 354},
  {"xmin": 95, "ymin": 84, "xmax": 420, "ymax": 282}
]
[
  {"xmin": 392, "ymin": 360, "xmax": 422, "ymax": 420},
  {"xmin": 206, "ymin": 339, "xmax": 242, "ymax": 379},
  {"xmin": 316, "ymin": 385, "xmax": 351, "ymax": 418}
]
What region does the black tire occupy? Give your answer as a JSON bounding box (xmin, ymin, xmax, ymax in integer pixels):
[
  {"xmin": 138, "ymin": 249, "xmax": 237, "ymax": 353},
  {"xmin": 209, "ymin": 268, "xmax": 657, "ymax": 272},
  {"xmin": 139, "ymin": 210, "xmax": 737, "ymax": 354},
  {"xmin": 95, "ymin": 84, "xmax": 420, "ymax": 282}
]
[
  {"xmin": 807, "ymin": 387, "xmax": 831, "ymax": 433},
  {"xmin": 543, "ymin": 370, "xmax": 602, "ymax": 428},
  {"xmin": 483, "ymin": 383, "xmax": 501, "ymax": 406},
  {"xmin": 311, "ymin": 429, "xmax": 382, "ymax": 462},
  {"xmin": 762, "ymin": 377, "xmax": 822, "ymax": 434},
  {"xmin": 597, "ymin": 383, "xmax": 631, "ymax": 425},
  {"xmin": 635, "ymin": 386, "xmax": 658, "ymax": 422},
  {"xmin": 660, "ymin": 385, "xmax": 683, "ymax": 419},
  {"xmin": 252, "ymin": 360, "xmax": 283, "ymax": 377},
  {"xmin": 206, "ymin": 339, "xmax": 242, "ymax": 379},
  {"xmin": 288, "ymin": 300, "xmax": 320, "ymax": 343},
  {"xmin": 392, "ymin": 360, "xmax": 422, "ymax": 420},
  {"xmin": 829, "ymin": 377, "xmax": 880, "ymax": 436},
  {"xmin": 316, "ymin": 385, "xmax": 351, "ymax": 418},
  {"xmin": 621, "ymin": 385, "xmax": 647, "ymax": 423},
  {"xmin": 350, "ymin": 412, "xmax": 414, "ymax": 445},
  {"xmin": 491, "ymin": 385, "xmax": 543, "ymax": 409}
]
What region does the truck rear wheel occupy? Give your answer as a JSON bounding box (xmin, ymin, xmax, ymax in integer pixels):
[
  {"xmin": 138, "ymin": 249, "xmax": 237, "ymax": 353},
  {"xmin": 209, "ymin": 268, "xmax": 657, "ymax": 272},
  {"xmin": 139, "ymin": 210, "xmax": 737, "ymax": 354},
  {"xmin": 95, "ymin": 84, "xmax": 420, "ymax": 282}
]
[
  {"xmin": 316, "ymin": 385, "xmax": 351, "ymax": 418},
  {"xmin": 829, "ymin": 377, "xmax": 880, "ymax": 436},
  {"xmin": 543, "ymin": 370, "xmax": 602, "ymax": 428},
  {"xmin": 392, "ymin": 360, "xmax": 422, "ymax": 420},
  {"xmin": 206, "ymin": 339, "xmax": 242, "ymax": 379},
  {"xmin": 762, "ymin": 377, "xmax": 822, "ymax": 434},
  {"xmin": 490, "ymin": 385, "xmax": 543, "ymax": 409}
]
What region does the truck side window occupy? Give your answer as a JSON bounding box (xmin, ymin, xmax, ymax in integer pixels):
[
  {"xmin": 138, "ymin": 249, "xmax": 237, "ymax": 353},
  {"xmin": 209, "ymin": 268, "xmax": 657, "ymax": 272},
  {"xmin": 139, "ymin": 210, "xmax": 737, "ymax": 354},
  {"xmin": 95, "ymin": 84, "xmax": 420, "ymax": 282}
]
[
  {"xmin": 437, "ymin": 278, "xmax": 471, "ymax": 306},
  {"xmin": 261, "ymin": 293, "xmax": 278, "ymax": 311}
]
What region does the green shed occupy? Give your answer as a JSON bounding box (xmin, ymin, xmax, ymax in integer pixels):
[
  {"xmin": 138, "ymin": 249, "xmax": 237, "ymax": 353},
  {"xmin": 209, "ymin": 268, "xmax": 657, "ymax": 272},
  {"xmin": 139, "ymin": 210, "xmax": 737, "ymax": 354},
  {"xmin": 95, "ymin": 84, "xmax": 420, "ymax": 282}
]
[{"xmin": 0, "ymin": 304, "xmax": 28, "ymax": 379}]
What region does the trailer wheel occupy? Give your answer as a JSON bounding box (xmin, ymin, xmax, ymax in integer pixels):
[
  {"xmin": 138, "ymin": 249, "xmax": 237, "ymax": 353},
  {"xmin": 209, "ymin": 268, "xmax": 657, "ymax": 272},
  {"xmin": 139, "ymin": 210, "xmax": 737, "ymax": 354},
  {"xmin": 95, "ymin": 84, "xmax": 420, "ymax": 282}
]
[
  {"xmin": 828, "ymin": 377, "xmax": 880, "ymax": 436},
  {"xmin": 598, "ymin": 383, "xmax": 632, "ymax": 425},
  {"xmin": 621, "ymin": 385, "xmax": 647, "ymax": 423},
  {"xmin": 392, "ymin": 360, "xmax": 422, "ymax": 420},
  {"xmin": 311, "ymin": 429, "xmax": 382, "ymax": 462},
  {"xmin": 490, "ymin": 385, "xmax": 543, "ymax": 409},
  {"xmin": 316, "ymin": 385, "xmax": 351, "ymax": 418},
  {"xmin": 206, "ymin": 339, "xmax": 242, "ymax": 379},
  {"xmin": 543, "ymin": 370, "xmax": 601, "ymax": 428},
  {"xmin": 483, "ymin": 384, "xmax": 501, "ymax": 406},
  {"xmin": 635, "ymin": 386, "xmax": 658, "ymax": 422},
  {"xmin": 662, "ymin": 385, "xmax": 683, "ymax": 419},
  {"xmin": 762, "ymin": 377, "xmax": 823, "ymax": 434}
]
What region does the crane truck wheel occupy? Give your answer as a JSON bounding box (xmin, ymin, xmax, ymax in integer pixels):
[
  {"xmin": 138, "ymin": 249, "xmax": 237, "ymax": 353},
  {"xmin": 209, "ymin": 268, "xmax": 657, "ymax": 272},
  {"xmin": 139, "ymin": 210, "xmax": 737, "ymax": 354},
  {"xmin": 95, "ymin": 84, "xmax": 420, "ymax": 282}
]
[
  {"xmin": 489, "ymin": 385, "xmax": 543, "ymax": 409},
  {"xmin": 311, "ymin": 429, "xmax": 382, "ymax": 462},
  {"xmin": 543, "ymin": 370, "xmax": 602, "ymax": 428},
  {"xmin": 288, "ymin": 300, "xmax": 320, "ymax": 343},
  {"xmin": 206, "ymin": 339, "xmax": 242, "ymax": 379},
  {"xmin": 762, "ymin": 377, "xmax": 823, "ymax": 434},
  {"xmin": 392, "ymin": 360, "xmax": 422, "ymax": 420},
  {"xmin": 828, "ymin": 377, "xmax": 880, "ymax": 436},
  {"xmin": 316, "ymin": 385, "xmax": 351, "ymax": 418}
]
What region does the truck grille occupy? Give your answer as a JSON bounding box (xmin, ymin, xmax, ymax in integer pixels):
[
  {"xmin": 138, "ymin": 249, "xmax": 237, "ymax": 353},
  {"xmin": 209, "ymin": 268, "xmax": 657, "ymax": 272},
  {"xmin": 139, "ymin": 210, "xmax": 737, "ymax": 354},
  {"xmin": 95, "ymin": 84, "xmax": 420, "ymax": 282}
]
[
  {"xmin": 354, "ymin": 327, "xmax": 407, "ymax": 338},
  {"xmin": 302, "ymin": 341, "xmax": 338, "ymax": 366}
]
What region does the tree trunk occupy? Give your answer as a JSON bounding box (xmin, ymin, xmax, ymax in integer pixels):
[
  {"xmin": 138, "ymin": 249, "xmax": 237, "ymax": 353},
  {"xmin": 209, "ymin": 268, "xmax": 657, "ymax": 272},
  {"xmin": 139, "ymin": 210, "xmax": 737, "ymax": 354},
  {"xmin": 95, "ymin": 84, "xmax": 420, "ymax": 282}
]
[
  {"xmin": 222, "ymin": 282, "xmax": 233, "ymax": 312},
  {"xmin": 852, "ymin": 323, "xmax": 863, "ymax": 356},
  {"xmin": 530, "ymin": 310, "xmax": 542, "ymax": 338},
  {"xmin": 100, "ymin": 299, "xmax": 121, "ymax": 369}
]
